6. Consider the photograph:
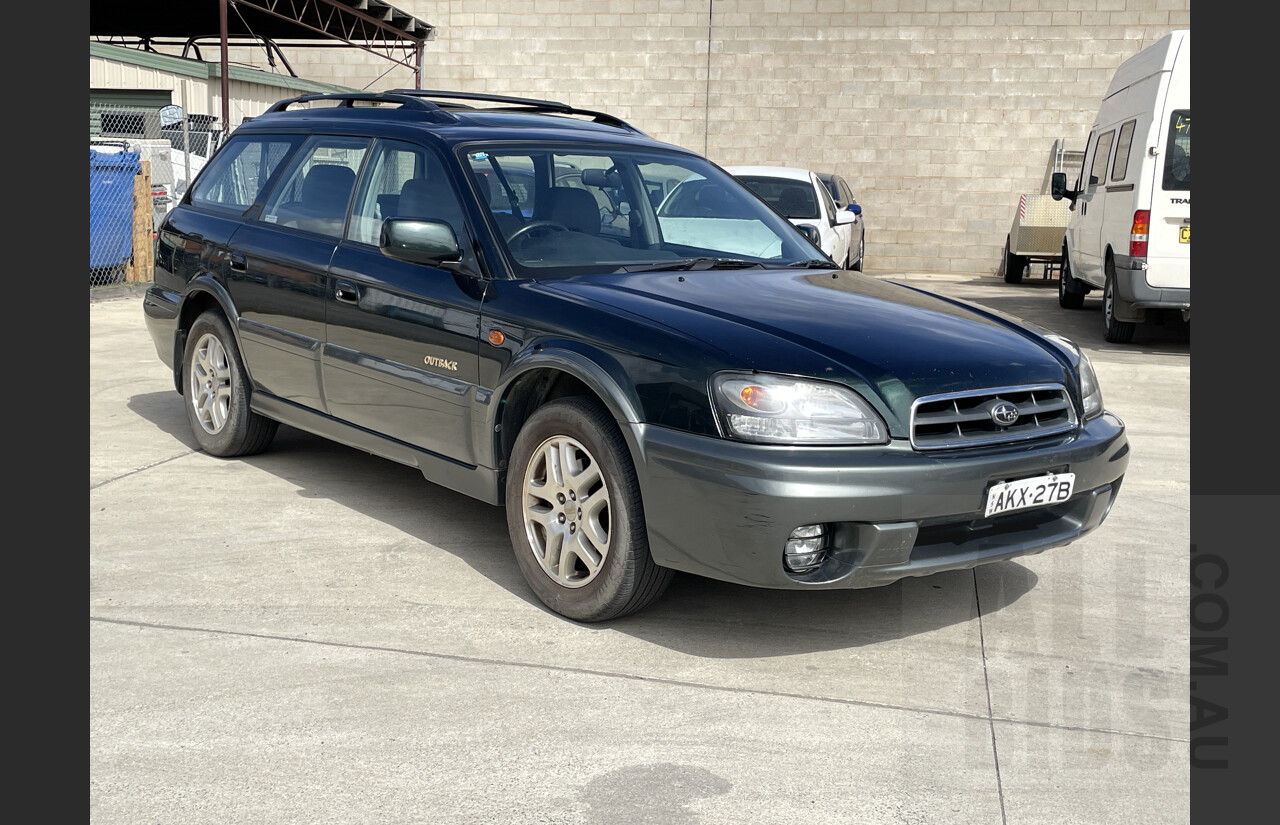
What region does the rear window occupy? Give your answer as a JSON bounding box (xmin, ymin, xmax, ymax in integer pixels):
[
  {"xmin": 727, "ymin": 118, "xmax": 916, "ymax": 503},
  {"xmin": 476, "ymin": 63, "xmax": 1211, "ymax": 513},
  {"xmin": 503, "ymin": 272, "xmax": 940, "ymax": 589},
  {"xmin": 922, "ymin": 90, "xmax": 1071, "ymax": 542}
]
[
  {"xmin": 736, "ymin": 176, "xmax": 819, "ymax": 220},
  {"xmin": 1162, "ymin": 110, "xmax": 1190, "ymax": 191}
]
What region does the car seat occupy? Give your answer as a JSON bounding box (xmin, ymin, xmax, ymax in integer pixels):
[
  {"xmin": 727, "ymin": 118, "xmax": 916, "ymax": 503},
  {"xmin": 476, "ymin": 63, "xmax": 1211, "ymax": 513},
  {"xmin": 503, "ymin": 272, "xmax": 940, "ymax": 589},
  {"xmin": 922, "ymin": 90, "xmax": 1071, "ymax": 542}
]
[
  {"xmin": 280, "ymin": 164, "xmax": 356, "ymax": 235},
  {"xmin": 544, "ymin": 188, "xmax": 601, "ymax": 235}
]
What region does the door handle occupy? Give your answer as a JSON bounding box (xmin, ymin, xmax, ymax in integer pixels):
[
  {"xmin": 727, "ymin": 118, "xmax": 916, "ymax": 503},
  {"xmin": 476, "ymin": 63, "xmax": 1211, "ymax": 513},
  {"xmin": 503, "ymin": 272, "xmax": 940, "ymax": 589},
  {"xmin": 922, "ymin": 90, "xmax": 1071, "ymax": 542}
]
[
  {"xmin": 228, "ymin": 253, "xmax": 247, "ymax": 272},
  {"xmin": 335, "ymin": 281, "xmax": 360, "ymax": 303}
]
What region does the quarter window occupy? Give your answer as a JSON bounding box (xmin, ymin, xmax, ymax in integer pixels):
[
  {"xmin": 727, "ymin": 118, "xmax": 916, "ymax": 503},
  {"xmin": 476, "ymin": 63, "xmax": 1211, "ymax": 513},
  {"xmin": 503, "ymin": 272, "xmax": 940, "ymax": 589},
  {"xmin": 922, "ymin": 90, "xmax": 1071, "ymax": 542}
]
[{"xmin": 189, "ymin": 135, "xmax": 297, "ymax": 213}]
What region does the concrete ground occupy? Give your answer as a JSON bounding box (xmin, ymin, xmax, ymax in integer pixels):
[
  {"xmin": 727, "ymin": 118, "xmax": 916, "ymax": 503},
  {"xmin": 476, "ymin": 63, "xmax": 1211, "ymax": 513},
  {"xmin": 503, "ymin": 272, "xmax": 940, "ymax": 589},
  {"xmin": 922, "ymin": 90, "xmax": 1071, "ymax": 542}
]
[{"xmin": 90, "ymin": 270, "xmax": 1190, "ymax": 825}]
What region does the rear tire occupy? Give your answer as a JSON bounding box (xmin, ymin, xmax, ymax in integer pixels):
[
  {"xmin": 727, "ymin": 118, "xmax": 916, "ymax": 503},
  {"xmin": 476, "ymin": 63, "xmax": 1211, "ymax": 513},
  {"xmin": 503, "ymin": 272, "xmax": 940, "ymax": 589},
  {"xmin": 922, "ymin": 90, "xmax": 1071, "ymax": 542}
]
[
  {"xmin": 183, "ymin": 310, "xmax": 279, "ymax": 456},
  {"xmin": 1003, "ymin": 237, "xmax": 1025, "ymax": 284},
  {"xmin": 1103, "ymin": 265, "xmax": 1137, "ymax": 344},
  {"xmin": 506, "ymin": 397, "xmax": 674, "ymax": 622},
  {"xmin": 1057, "ymin": 250, "xmax": 1085, "ymax": 310}
]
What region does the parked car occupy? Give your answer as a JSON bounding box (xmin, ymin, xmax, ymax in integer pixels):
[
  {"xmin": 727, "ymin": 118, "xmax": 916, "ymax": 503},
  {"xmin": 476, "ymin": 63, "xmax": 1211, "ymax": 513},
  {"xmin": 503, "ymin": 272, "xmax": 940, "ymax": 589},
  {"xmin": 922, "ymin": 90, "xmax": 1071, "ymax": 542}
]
[
  {"xmin": 144, "ymin": 89, "xmax": 1128, "ymax": 623},
  {"xmin": 726, "ymin": 165, "xmax": 864, "ymax": 271},
  {"xmin": 815, "ymin": 171, "xmax": 867, "ymax": 270}
]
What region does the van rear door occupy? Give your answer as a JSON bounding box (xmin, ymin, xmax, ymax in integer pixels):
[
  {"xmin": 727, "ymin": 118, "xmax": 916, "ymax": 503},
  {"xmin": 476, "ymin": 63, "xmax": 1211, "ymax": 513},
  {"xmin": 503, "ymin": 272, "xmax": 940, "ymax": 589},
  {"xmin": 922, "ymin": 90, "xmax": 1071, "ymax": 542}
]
[{"xmin": 1145, "ymin": 108, "xmax": 1190, "ymax": 290}]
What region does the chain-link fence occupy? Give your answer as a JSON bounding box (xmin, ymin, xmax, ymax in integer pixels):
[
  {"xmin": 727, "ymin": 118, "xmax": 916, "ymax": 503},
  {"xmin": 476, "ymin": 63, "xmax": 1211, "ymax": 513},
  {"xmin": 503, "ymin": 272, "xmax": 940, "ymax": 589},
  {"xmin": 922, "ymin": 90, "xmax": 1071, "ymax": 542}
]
[{"xmin": 89, "ymin": 103, "xmax": 223, "ymax": 286}]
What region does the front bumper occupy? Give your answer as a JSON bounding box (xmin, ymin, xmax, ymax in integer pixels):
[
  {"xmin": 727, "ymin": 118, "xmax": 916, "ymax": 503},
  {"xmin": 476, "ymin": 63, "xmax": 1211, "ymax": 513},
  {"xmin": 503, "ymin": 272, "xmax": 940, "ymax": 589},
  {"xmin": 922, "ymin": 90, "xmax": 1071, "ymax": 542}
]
[{"xmin": 631, "ymin": 413, "xmax": 1129, "ymax": 589}]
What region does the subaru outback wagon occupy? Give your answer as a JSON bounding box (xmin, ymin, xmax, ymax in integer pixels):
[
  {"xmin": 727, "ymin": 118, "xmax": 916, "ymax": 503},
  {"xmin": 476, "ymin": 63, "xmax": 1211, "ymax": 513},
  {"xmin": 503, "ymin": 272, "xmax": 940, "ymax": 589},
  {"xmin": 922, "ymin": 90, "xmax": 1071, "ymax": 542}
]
[{"xmin": 144, "ymin": 90, "xmax": 1129, "ymax": 622}]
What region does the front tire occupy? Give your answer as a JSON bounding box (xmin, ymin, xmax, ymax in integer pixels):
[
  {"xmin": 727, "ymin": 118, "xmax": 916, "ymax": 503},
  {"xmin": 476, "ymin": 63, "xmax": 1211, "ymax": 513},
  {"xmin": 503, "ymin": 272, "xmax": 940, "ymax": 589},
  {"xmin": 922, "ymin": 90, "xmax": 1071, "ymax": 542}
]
[
  {"xmin": 183, "ymin": 310, "xmax": 278, "ymax": 457},
  {"xmin": 1103, "ymin": 265, "xmax": 1137, "ymax": 344},
  {"xmin": 850, "ymin": 237, "xmax": 864, "ymax": 272},
  {"xmin": 1057, "ymin": 250, "xmax": 1085, "ymax": 309},
  {"xmin": 506, "ymin": 397, "xmax": 673, "ymax": 622},
  {"xmin": 1003, "ymin": 237, "xmax": 1025, "ymax": 284}
]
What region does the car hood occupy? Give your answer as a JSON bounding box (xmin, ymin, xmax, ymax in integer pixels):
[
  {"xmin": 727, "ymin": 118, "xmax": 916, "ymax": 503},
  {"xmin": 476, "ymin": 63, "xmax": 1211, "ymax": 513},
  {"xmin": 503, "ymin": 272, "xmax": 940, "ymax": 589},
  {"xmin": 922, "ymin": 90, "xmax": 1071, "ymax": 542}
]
[{"xmin": 543, "ymin": 269, "xmax": 1073, "ymax": 426}]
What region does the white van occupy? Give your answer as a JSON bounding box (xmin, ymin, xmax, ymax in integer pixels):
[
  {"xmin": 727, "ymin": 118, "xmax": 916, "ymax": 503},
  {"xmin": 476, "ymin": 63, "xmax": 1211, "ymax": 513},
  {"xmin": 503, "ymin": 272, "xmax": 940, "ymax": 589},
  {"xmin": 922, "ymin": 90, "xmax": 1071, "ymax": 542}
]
[{"xmin": 1052, "ymin": 30, "xmax": 1190, "ymax": 343}]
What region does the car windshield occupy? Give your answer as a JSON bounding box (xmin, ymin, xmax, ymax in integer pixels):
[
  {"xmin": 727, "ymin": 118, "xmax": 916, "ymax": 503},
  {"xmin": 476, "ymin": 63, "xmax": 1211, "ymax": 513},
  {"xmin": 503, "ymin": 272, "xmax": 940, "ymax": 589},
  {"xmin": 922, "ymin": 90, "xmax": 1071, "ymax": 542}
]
[{"xmin": 461, "ymin": 145, "xmax": 822, "ymax": 276}]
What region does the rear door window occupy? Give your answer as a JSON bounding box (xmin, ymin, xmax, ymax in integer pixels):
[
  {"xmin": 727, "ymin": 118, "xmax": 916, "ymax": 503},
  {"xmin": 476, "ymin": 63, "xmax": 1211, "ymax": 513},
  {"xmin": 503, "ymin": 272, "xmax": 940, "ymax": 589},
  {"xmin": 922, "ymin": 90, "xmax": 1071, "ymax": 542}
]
[
  {"xmin": 260, "ymin": 136, "xmax": 371, "ymax": 237},
  {"xmin": 1162, "ymin": 110, "xmax": 1191, "ymax": 191}
]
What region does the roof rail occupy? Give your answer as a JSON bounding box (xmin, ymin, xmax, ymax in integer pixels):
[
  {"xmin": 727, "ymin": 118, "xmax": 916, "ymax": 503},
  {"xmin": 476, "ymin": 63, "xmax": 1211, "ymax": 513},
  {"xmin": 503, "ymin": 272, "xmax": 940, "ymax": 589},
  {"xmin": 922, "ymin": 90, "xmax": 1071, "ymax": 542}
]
[
  {"xmin": 386, "ymin": 89, "xmax": 645, "ymax": 134},
  {"xmin": 387, "ymin": 89, "xmax": 571, "ymax": 110},
  {"xmin": 263, "ymin": 92, "xmax": 444, "ymax": 115}
]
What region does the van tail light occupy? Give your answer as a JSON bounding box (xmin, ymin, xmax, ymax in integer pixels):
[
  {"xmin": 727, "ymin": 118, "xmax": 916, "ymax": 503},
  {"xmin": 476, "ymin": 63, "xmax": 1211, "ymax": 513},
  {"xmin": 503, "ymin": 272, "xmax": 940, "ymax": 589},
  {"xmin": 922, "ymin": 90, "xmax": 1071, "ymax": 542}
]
[{"xmin": 1129, "ymin": 209, "xmax": 1149, "ymax": 258}]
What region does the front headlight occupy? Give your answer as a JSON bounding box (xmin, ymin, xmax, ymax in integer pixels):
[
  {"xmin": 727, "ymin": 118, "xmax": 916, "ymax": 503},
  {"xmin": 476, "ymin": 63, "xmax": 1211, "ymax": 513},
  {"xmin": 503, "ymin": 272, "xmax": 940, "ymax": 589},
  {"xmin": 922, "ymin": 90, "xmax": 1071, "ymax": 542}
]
[
  {"xmin": 1077, "ymin": 351, "xmax": 1104, "ymax": 419},
  {"xmin": 1045, "ymin": 334, "xmax": 1104, "ymax": 420},
  {"xmin": 711, "ymin": 372, "xmax": 888, "ymax": 444}
]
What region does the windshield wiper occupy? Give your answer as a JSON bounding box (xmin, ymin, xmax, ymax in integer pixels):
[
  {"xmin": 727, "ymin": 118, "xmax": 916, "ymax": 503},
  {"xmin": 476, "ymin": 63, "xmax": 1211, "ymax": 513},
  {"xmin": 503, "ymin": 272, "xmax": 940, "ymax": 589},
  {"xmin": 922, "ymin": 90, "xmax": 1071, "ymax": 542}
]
[
  {"xmin": 786, "ymin": 258, "xmax": 840, "ymax": 269},
  {"xmin": 614, "ymin": 257, "xmax": 766, "ymax": 274}
]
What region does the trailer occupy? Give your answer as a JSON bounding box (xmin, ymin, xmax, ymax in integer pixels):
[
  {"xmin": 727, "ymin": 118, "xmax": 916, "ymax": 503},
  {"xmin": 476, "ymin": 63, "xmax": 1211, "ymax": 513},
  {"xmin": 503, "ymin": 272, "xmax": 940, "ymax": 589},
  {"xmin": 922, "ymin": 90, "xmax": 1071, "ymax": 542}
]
[{"xmin": 1002, "ymin": 140, "xmax": 1085, "ymax": 284}]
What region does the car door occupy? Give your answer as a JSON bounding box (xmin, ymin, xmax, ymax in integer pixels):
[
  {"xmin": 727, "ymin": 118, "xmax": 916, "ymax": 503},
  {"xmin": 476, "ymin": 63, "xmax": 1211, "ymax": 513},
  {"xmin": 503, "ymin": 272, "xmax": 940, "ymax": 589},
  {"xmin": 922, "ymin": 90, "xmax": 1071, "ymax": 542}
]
[
  {"xmin": 322, "ymin": 138, "xmax": 487, "ymax": 466},
  {"xmin": 1067, "ymin": 128, "xmax": 1114, "ymax": 286},
  {"xmin": 225, "ymin": 134, "xmax": 371, "ymax": 412}
]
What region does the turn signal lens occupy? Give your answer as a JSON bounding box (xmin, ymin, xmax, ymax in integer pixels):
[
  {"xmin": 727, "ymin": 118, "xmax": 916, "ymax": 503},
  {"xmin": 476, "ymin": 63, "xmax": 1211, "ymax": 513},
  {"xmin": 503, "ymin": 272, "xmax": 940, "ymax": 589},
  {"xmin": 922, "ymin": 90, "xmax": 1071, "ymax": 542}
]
[{"xmin": 739, "ymin": 384, "xmax": 783, "ymax": 412}]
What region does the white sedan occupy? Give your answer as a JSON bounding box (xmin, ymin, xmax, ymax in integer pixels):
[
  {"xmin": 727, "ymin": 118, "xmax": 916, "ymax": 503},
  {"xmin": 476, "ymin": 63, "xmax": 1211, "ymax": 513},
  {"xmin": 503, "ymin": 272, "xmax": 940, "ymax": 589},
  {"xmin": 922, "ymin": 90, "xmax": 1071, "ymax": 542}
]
[{"xmin": 725, "ymin": 165, "xmax": 863, "ymax": 270}]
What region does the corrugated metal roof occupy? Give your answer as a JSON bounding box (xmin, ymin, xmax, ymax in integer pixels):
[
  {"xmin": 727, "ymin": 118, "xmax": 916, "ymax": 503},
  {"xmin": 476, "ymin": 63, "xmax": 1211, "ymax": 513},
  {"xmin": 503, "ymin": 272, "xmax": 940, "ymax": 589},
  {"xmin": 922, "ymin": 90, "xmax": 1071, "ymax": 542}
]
[
  {"xmin": 89, "ymin": 1, "xmax": 435, "ymax": 43},
  {"xmin": 90, "ymin": 41, "xmax": 360, "ymax": 94}
]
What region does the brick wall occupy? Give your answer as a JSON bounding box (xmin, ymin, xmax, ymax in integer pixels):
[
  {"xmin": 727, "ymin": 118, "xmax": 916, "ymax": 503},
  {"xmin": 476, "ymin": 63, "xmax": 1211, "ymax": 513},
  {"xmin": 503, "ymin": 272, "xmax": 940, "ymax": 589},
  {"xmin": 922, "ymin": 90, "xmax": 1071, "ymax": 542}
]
[{"xmin": 269, "ymin": 0, "xmax": 1190, "ymax": 275}]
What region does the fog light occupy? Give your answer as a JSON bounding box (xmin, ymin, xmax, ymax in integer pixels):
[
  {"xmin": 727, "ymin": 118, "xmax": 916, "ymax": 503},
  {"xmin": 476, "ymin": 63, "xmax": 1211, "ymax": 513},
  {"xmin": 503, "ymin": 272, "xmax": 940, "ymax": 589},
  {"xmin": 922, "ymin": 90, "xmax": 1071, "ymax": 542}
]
[{"xmin": 785, "ymin": 524, "xmax": 828, "ymax": 573}]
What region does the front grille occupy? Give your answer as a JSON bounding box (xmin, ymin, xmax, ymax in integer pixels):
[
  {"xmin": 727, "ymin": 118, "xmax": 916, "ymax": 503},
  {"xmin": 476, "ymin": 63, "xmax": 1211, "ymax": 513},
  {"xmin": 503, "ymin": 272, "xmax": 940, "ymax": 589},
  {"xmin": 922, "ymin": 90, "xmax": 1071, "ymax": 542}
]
[{"xmin": 910, "ymin": 384, "xmax": 1076, "ymax": 450}]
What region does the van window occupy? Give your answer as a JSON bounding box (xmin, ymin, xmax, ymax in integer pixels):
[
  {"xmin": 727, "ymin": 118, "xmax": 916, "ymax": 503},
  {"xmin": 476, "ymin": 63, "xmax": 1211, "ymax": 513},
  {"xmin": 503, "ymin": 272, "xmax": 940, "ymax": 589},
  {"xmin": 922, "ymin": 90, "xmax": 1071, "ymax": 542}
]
[
  {"xmin": 1088, "ymin": 130, "xmax": 1115, "ymax": 189},
  {"xmin": 1162, "ymin": 110, "xmax": 1191, "ymax": 191},
  {"xmin": 1111, "ymin": 120, "xmax": 1136, "ymax": 182}
]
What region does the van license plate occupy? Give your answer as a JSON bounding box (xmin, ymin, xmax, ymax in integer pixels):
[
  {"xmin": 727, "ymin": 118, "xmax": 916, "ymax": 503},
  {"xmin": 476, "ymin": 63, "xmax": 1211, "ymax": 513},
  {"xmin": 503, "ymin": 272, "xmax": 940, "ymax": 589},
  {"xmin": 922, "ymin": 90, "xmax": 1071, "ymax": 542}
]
[
  {"xmin": 984, "ymin": 472, "xmax": 1075, "ymax": 517},
  {"xmin": 1179, "ymin": 226, "xmax": 1190, "ymax": 244}
]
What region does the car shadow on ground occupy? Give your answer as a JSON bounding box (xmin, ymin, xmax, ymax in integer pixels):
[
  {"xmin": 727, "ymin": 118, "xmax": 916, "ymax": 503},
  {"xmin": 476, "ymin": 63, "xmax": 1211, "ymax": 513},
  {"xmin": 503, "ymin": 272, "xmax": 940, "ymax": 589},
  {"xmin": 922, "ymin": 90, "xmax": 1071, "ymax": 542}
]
[
  {"xmin": 907, "ymin": 274, "xmax": 1192, "ymax": 357},
  {"xmin": 127, "ymin": 390, "xmax": 1039, "ymax": 658}
]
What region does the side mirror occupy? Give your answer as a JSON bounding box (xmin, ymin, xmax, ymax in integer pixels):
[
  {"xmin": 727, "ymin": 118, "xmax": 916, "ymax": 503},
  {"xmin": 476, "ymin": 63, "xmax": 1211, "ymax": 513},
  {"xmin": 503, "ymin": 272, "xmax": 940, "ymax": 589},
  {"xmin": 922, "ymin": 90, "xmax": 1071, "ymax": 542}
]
[
  {"xmin": 796, "ymin": 224, "xmax": 821, "ymax": 246},
  {"xmin": 1050, "ymin": 172, "xmax": 1078, "ymax": 204},
  {"xmin": 848, "ymin": 203, "xmax": 862, "ymax": 215},
  {"xmin": 380, "ymin": 218, "xmax": 462, "ymax": 267},
  {"xmin": 834, "ymin": 210, "xmax": 858, "ymax": 226},
  {"xmin": 1050, "ymin": 172, "xmax": 1067, "ymax": 200}
]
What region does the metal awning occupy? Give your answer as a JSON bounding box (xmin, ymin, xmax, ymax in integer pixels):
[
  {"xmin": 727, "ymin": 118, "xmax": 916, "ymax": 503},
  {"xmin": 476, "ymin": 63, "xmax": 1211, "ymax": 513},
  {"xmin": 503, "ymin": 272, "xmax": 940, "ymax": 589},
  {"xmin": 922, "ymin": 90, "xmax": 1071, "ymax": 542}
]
[{"xmin": 91, "ymin": 1, "xmax": 437, "ymax": 127}]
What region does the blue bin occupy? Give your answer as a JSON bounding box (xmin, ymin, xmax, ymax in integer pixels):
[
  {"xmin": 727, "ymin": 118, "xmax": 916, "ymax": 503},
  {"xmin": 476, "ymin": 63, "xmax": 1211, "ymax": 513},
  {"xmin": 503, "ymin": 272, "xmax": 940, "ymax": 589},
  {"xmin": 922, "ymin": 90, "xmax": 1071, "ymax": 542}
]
[{"xmin": 89, "ymin": 149, "xmax": 141, "ymax": 271}]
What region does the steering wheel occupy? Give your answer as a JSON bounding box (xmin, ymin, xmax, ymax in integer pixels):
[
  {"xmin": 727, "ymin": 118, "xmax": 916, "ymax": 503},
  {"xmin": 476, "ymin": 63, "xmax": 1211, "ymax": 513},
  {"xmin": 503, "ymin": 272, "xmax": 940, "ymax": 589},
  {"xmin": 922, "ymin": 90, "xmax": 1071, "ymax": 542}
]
[{"xmin": 507, "ymin": 220, "xmax": 570, "ymax": 245}]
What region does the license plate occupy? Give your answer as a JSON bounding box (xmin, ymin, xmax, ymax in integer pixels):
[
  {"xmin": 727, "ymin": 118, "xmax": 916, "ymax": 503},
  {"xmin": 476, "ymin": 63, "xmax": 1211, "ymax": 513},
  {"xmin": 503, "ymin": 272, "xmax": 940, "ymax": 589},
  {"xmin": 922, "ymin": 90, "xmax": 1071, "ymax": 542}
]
[
  {"xmin": 1179, "ymin": 226, "xmax": 1190, "ymax": 244},
  {"xmin": 984, "ymin": 472, "xmax": 1075, "ymax": 517}
]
